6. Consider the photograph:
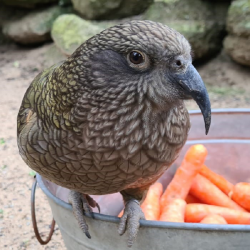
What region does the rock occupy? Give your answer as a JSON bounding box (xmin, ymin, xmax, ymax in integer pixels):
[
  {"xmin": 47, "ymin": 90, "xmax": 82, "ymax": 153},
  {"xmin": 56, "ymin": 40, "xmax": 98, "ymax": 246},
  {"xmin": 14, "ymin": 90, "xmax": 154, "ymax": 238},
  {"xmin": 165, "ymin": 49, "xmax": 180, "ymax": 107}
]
[
  {"xmin": 224, "ymin": 36, "xmax": 250, "ymax": 67},
  {"xmin": 71, "ymin": 0, "xmax": 121, "ymax": 19},
  {"xmin": 0, "ymin": 0, "xmax": 57, "ymax": 8},
  {"xmin": 0, "ymin": 3, "xmax": 30, "ymax": 45},
  {"xmin": 224, "ymin": 0, "xmax": 250, "ymax": 67},
  {"xmin": 71, "ymin": 0, "xmax": 153, "ymax": 20},
  {"xmin": 51, "ymin": 14, "xmax": 117, "ymax": 56},
  {"xmin": 52, "ymin": 1, "xmax": 228, "ymax": 61},
  {"xmin": 2, "ymin": 5, "xmax": 72, "ymax": 45},
  {"xmin": 169, "ymin": 20, "xmax": 225, "ymax": 61},
  {"xmin": 226, "ymin": 0, "xmax": 250, "ymax": 38},
  {"xmin": 143, "ymin": 0, "xmax": 228, "ymax": 61}
]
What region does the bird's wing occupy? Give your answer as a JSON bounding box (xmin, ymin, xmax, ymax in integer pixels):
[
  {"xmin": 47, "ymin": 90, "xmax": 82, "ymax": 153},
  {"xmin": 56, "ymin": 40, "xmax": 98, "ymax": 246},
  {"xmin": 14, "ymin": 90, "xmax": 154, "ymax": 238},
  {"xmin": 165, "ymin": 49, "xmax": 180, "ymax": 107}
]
[{"xmin": 17, "ymin": 63, "xmax": 63, "ymax": 136}]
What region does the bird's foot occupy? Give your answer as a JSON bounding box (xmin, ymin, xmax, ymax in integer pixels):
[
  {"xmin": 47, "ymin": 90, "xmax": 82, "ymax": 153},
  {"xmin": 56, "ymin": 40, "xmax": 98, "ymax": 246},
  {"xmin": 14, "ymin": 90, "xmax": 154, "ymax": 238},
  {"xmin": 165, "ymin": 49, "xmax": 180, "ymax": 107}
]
[
  {"xmin": 68, "ymin": 191, "xmax": 100, "ymax": 239},
  {"xmin": 118, "ymin": 199, "xmax": 145, "ymax": 247}
]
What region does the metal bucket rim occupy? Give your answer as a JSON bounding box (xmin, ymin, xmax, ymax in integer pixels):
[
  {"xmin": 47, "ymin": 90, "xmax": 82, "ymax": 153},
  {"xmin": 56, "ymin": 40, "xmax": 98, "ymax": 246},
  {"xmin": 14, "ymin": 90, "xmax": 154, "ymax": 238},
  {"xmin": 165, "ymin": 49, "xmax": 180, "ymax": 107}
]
[
  {"xmin": 37, "ymin": 108, "xmax": 250, "ymax": 232},
  {"xmin": 189, "ymin": 108, "xmax": 250, "ymax": 115}
]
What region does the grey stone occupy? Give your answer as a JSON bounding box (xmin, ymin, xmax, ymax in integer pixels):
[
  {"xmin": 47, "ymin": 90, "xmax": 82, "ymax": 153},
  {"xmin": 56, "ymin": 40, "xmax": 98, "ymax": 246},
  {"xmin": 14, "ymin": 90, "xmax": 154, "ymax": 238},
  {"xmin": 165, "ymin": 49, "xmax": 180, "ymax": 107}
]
[
  {"xmin": 224, "ymin": 0, "xmax": 250, "ymax": 67},
  {"xmin": 226, "ymin": 0, "xmax": 250, "ymax": 38},
  {"xmin": 224, "ymin": 35, "xmax": 250, "ymax": 67},
  {"xmin": 143, "ymin": 0, "xmax": 228, "ymax": 61},
  {"xmin": 71, "ymin": 0, "xmax": 153, "ymax": 20},
  {"xmin": 2, "ymin": 5, "xmax": 72, "ymax": 45}
]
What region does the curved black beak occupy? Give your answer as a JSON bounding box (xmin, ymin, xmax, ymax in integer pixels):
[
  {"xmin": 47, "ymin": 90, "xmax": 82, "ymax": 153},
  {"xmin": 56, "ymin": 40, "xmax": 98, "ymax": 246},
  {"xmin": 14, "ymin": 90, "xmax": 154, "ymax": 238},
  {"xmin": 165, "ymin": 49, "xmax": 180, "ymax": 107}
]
[{"xmin": 177, "ymin": 64, "xmax": 211, "ymax": 134}]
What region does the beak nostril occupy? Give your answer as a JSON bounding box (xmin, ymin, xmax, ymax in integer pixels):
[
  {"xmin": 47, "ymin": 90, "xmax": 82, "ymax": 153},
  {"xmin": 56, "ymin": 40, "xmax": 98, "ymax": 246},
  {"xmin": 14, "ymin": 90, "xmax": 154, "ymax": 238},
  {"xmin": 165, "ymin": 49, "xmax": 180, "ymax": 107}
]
[{"xmin": 176, "ymin": 60, "xmax": 182, "ymax": 67}]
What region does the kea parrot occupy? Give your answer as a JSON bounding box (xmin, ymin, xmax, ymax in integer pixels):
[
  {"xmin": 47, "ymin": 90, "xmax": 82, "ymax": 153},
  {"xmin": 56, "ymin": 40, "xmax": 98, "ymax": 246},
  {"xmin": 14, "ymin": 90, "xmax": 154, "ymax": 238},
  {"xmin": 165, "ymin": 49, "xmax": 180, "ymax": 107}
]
[{"xmin": 17, "ymin": 20, "xmax": 211, "ymax": 247}]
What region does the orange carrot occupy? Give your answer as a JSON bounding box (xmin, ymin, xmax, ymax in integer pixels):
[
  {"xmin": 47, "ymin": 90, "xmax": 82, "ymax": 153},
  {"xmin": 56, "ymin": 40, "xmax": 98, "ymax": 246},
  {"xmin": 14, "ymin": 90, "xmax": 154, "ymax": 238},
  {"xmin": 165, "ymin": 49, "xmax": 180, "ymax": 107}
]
[
  {"xmin": 160, "ymin": 144, "xmax": 207, "ymax": 209},
  {"xmin": 141, "ymin": 182, "xmax": 163, "ymax": 220},
  {"xmin": 159, "ymin": 199, "xmax": 186, "ymax": 222},
  {"xmin": 190, "ymin": 174, "xmax": 246, "ymax": 212},
  {"xmin": 185, "ymin": 204, "xmax": 250, "ymax": 224},
  {"xmin": 200, "ymin": 165, "xmax": 234, "ymax": 195},
  {"xmin": 229, "ymin": 182, "xmax": 250, "ymax": 211},
  {"xmin": 200, "ymin": 214, "xmax": 227, "ymax": 224},
  {"xmin": 185, "ymin": 194, "xmax": 203, "ymax": 204},
  {"xmin": 118, "ymin": 210, "xmax": 124, "ymax": 217}
]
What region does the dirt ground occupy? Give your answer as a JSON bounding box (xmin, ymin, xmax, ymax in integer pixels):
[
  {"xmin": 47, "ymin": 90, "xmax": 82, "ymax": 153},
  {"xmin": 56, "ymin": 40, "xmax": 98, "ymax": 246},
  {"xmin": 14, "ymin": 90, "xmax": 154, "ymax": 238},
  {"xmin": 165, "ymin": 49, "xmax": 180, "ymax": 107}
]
[{"xmin": 0, "ymin": 42, "xmax": 250, "ymax": 250}]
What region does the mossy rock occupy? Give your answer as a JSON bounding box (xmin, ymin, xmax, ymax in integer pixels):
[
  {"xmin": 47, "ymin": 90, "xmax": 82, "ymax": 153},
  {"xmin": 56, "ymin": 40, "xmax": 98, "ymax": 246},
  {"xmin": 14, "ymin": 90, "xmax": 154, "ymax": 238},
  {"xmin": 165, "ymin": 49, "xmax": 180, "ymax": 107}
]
[
  {"xmin": 169, "ymin": 20, "xmax": 225, "ymax": 61},
  {"xmin": 71, "ymin": 0, "xmax": 153, "ymax": 20},
  {"xmin": 51, "ymin": 14, "xmax": 116, "ymax": 56},
  {"xmin": 227, "ymin": 0, "xmax": 250, "ymax": 38},
  {"xmin": 51, "ymin": 1, "xmax": 227, "ymax": 61},
  {"xmin": 0, "ymin": 0, "xmax": 57, "ymax": 8},
  {"xmin": 145, "ymin": 0, "xmax": 214, "ymax": 21},
  {"xmin": 2, "ymin": 5, "xmax": 72, "ymax": 45},
  {"xmin": 143, "ymin": 0, "xmax": 227, "ymax": 61},
  {"xmin": 224, "ymin": 35, "xmax": 250, "ymax": 67}
]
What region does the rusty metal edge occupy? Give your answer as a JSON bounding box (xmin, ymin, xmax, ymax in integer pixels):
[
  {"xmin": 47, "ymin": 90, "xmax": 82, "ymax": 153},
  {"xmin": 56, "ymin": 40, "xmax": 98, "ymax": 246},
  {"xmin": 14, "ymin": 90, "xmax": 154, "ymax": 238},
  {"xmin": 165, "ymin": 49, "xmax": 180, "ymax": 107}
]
[{"xmin": 31, "ymin": 176, "xmax": 56, "ymax": 245}]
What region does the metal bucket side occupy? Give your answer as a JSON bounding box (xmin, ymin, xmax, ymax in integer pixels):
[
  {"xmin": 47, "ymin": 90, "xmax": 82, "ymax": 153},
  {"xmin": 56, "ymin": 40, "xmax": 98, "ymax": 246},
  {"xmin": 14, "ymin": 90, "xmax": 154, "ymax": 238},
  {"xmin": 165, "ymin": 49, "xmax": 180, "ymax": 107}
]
[{"xmin": 38, "ymin": 174, "xmax": 250, "ymax": 250}]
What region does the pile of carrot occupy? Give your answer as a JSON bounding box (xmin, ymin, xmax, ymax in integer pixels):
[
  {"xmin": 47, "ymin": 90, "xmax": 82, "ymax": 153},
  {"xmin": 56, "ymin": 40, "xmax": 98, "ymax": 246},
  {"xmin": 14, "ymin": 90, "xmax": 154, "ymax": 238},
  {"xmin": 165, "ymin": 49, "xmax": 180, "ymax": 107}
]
[{"xmin": 118, "ymin": 144, "xmax": 250, "ymax": 225}]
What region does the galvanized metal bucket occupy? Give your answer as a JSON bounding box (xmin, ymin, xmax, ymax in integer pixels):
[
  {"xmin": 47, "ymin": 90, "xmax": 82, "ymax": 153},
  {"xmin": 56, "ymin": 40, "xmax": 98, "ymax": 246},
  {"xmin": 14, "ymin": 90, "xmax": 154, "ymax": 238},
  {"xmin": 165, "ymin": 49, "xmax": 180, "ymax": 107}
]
[{"xmin": 34, "ymin": 109, "xmax": 250, "ymax": 250}]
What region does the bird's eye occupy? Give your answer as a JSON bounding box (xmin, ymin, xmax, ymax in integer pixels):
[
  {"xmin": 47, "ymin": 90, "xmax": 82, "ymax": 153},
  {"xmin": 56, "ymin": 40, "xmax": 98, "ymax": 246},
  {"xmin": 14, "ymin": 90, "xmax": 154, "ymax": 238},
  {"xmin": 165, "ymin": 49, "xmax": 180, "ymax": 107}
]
[{"xmin": 129, "ymin": 51, "xmax": 144, "ymax": 64}]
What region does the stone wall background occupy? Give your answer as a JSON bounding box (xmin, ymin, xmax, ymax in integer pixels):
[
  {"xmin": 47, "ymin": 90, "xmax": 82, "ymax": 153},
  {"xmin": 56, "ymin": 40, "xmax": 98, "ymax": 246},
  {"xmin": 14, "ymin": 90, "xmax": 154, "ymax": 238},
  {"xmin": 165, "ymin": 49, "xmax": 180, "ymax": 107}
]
[{"xmin": 0, "ymin": 0, "xmax": 249, "ymax": 67}]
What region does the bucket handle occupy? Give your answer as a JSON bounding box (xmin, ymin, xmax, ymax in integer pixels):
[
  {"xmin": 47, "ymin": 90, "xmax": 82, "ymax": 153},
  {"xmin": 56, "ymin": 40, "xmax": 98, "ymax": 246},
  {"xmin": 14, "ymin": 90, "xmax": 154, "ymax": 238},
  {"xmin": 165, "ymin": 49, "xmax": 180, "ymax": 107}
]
[{"xmin": 31, "ymin": 176, "xmax": 56, "ymax": 245}]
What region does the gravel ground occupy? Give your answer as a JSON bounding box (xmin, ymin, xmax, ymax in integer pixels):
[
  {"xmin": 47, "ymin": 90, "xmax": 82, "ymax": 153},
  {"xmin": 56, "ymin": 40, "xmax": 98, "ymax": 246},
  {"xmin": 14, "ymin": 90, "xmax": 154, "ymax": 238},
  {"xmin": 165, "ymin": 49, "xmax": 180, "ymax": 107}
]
[
  {"xmin": 0, "ymin": 43, "xmax": 249, "ymax": 250},
  {"xmin": 0, "ymin": 44, "xmax": 66, "ymax": 250}
]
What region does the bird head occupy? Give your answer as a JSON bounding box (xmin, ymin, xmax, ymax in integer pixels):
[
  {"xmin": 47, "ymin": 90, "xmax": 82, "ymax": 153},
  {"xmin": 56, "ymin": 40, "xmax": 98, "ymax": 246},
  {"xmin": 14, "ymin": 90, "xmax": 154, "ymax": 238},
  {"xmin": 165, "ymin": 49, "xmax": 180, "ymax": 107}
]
[{"xmin": 73, "ymin": 20, "xmax": 211, "ymax": 134}]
